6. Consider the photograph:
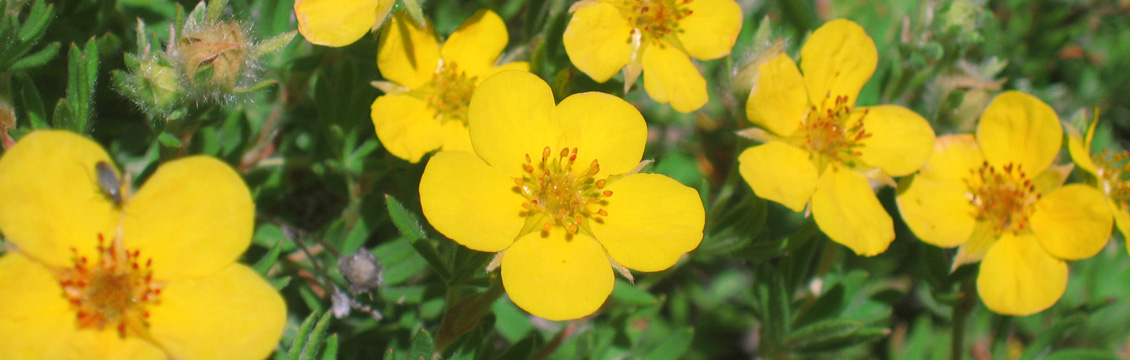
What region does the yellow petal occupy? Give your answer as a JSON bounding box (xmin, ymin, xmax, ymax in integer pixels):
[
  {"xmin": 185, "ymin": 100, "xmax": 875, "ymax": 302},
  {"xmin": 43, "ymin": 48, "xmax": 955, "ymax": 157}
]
[
  {"xmin": 371, "ymin": 94, "xmax": 443, "ymax": 163},
  {"xmin": 674, "ymin": 0, "xmax": 742, "ymax": 60},
  {"xmin": 149, "ymin": 264, "xmax": 286, "ymax": 360},
  {"xmin": 474, "ymin": 61, "xmax": 531, "ymax": 84},
  {"xmin": 1064, "ymin": 122, "xmax": 1098, "ymax": 176},
  {"xmin": 746, "ymin": 53, "xmax": 807, "ymax": 136},
  {"xmin": 800, "ymin": 19, "xmax": 877, "ymax": 110},
  {"xmin": 895, "ymin": 175, "xmax": 977, "ymax": 248},
  {"xmin": 0, "ymin": 254, "xmax": 166, "ymax": 360},
  {"xmin": 122, "ymin": 156, "xmax": 253, "ymax": 280},
  {"xmin": 0, "ymin": 130, "xmax": 118, "ymax": 268},
  {"xmin": 918, "ymin": 134, "xmax": 985, "ymax": 185},
  {"xmin": 589, "ymin": 174, "xmax": 704, "ymax": 272},
  {"xmin": 642, "ymin": 42, "xmax": 708, "ymax": 113},
  {"xmin": 467, "ymin": 71, "xmax": 558, "ymax": 178},
  {"xmin": 294, "ymin": 0, "xmax": 383, "ymax": 47},
  {"xmin": 1114, "ymin": 202, "xmax": 1130, "ymax": 252},
  {"xmin": 1030, "ymin": 184, "xmax": 1112, "ymax": 260},
  {"xmin": 811, "ymin": 166, "xmax": 894, "ymax": 256},
  {"xmin": 562, "ymin": 2, "xmax": 633, "ymax": 83},
  {"xmin": 976, "ymin": 232, "xmax": 1067, "ymax": 316},
  {"xmin": 501, "ymin": 229, "xmax": 612, "ymax": 321},
  {"xmin": 855, "ymin": 105, "xmax": 936, "ymax": 177},
  {"xmin": 975, "ymin": 91, "xmax": 1061, "ymax": 175},
  {"xmin": 419, "ymin": 151, "xmax": 527, "ymax": 252},
  {"xmin": 555, "ymin": 92, "xmax": 646, "ymax": 176},
  {"xmin": 377, "ymin": 11, "xmax": 440, "ymax": 89},
  {"xmin": 441, "ymin": 10, "xmax": 508, "ymax": 78},
  {"xmin": 439, "ymin": 120, "xmax": 473, "ymax": 153},
  {"xmin": 737, "ymin": 141, "xmax": 818, "ymax": 212}
]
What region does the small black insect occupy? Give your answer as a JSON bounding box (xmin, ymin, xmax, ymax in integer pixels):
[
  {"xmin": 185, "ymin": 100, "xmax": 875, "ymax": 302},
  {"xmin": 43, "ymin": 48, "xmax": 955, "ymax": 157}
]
[{"xmin": 95, "ymin": 161, "xmax": 122, "ymax": 205}]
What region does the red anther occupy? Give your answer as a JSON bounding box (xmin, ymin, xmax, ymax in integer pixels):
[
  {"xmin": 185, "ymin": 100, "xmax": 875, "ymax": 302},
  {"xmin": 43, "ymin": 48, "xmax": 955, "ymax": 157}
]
[
  {"xmin": 566, "ymin": 224, "xmax": 578, "ymax": 233},
  {"xmin": 596, "ymin": 179, "xmax": 607, "ymax": 189},
  {"xmin": 603, "ymin": 190, "xmax": 613, "ymax": 197},
  {"xmin": 146, "ymin": 258, "xmax": 152, "ymax": 267},
  {"xmin": 543, "ymin": 222, "xmax": 553, "ymax": 232},
  {"xmin": 542, "ymin": 147, "xmax": 551, "ymax": 160},
  {"xmin": 598, "ymin": 209, "xmax": 609, "ymax": 216},
  {"xmin": 525, "ymin": 154, "xmax": 532, "ymax": 164}
]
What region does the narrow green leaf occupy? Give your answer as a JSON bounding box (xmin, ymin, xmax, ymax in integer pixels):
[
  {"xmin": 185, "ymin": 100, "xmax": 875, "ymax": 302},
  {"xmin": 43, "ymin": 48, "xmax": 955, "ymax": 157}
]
[
  {"xmin": 8, "ymin": 41, "xmax": 59, "ymax": 71},
  {"xmin": 409, "ymin": 240, "xmax": 451, "ymax": 282},
  {"xmin": 764, "ymin": 268, "xmax": 790, "ymax": 342},
  {"xmin": 51, "ymin": 99, "xmax": 69, "ymax": 129},
  {"xmin": 15, "ymin": 73, "xmax": 46, "ymax": 129},
  {"xmin": 299, "ymin": 311, "xmax": 333, "ymax": 360},
  {"xmin": 252, "ymin": 30, "xmax": 297, "ymax": 58},
  {"xmin": 1019, "ymin": 313, "xmax": 1087, "ymax": 360},
  {"xmin": 409, "ymin": 328, "xmax": 435, "ymax": 360},
  {"xmin": 288, "ymin": 312, "xmax": 320, "ymax": 360},
  {"xmin": 83, "ymin": 37, "xmax": 99, "ymax": 90},
  {"xmin": 1044, "ymin": 348, "xmax": 1121, "ymax": 360},
  {"xmin": 495, "ymin": 335, "xmax": 538, "ymax": 360},
  {"xmin": 206, "ymin": 0, "xmax": 229, "ymax": 23},
  {"xmin": 401, "ymin": 0, "xmax": 426, "ymax": 29},
  {"xmin": 251, "ymin": 238, "xmax": 285, "ymax": 275},
  {"xmin": 16, "ymin": 0, "xmax": 51, "ymax": 43},
  {"xmin": 610, "ymin": 279, "xmax": 660, "ymax": 306},
  {"xmin": 641, "ymin": 327, "xmax": 695, "ymax": 360},
  {"xmin": 385, "ymin": 194, "xmax": 427, "ymax": 242},
  {"xmin": 792, "ymin": 283, "xmax": 845, "ymax": 328},
  {"xmin": 156, "ymin": 131, "xmax": 183, "ymax": 148},
  {"xmin": 784, "ymin": 320, "xmax": 889, "ymax": 354},
  {"xmin": 318, "ymin": 335, "xmax": 339, "ymax": 360},
  {"xmin": 269, "ymin": 276, "xmax": 291, "ymax": 290}
]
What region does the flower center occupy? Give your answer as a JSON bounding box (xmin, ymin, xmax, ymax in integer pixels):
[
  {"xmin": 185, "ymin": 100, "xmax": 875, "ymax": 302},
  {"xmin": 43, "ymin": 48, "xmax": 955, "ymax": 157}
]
[
  {"xmin": 58, "ymin": 233, "xmax": 162, "ymax": 338},
  {"xmin": 514, "ymin": 147, "xmax": 613, "ymax": 234},
  {"xmin": 1096, "ymin": 149, "xmax": 1130, "ymax": 210},
  {"xmin": 800, "ymin": 95, "xmax": 870, "ymax": 163},
  {"xmin": 621, "ymin": 0, "xmax": 693, "ymax": 41},
  {"xmin": 966, "ymin": 161, "xmax": 1041, "ymax": 234},
  {"xmin": 428, "ymin": 61, "xmax": 477, "ymax": 124}
]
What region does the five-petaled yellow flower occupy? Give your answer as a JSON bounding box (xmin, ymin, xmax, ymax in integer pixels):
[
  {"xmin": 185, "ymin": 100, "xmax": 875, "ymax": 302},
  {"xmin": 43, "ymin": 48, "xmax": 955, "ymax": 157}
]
[
  {"xmin": 0, "ymin": 131, "xmax": 286, "ymax": 359},
  {"xmin": 294, "ymin": 0, "xmax": 395, "ymax": 47},
  {"xmin": 419, "ymin": 71, "xmax": 705, "ymax": 321},
  {"xmin": 737, "ymin": 19, "xmax": 936, "ymax": 256},
  {"xmin": 371, "ymin": 10, "xmax": 530, "ymax": 163},
  {"xmin": 562, "ymin": 0, "xmax": 742, "ymax": 113},
  {"xmin": 1066, "ymin": 112, "xmax": 1130, "ymax": 247},
  {"xmin": 897, "ymin": 91, "xmax": 1113, "ymax": 315}
]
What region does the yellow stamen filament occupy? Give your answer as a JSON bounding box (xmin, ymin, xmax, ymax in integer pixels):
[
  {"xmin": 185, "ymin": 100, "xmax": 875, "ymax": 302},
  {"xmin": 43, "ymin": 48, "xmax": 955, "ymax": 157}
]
[
  {"xmin": 1095, "ymin": 149, "xmax": 1130, "ymax": 209},
  {"xmin": 966, "ymin": 161, "xmax": 1041, "ymax": 234},
  {"xmin": 617, "ymin": 0, "xmax": 694, "ymax": 43},
  {"xmin": 57, "ymin": 233, "xmax": 162, "ymax": 338},
  {"xmin": 515, "ymin": 146, "xmax": 613, "ymax": 233}
]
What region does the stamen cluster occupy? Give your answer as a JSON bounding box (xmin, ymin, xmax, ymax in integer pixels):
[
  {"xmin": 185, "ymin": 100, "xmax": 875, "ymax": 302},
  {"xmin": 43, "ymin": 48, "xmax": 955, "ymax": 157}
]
[
  {"xmin": 57, "ymin": 233, "xmax": 162, "ymax": 338},
  {"xmin": 966, "ymin": 161, "xmax": 1041, "ymax": 234},
  {"xmin": 1095, "ymin": 149, "xmax": 1130, "ymax": 209},
  {"xmin": 515, "ymin": 147, "xmax": 613, "ymax": 234},
  {"xmin": 428, "ymin": 62, "xmax": 477, "ymax": 124},
  {"xmin": 620, "ymin": 0, "xmax": 694, "ymax": 41},
  {"xmin": 801, "ymin": 95, "xmax": 871, "ymax": 163}
]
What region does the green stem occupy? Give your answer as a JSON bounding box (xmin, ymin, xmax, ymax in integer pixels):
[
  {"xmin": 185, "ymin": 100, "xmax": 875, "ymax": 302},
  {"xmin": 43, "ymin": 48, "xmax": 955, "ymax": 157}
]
[{"xmin": 951, "ymin": 276, "xmax": 975, "ymax": 360}]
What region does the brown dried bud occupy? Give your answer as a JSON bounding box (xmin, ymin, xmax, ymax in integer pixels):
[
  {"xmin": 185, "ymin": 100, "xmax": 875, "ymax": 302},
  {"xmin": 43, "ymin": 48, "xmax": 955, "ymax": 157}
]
[{"xmin": 337, "ymin": 249, "xmax": 383, "ymax": 294}]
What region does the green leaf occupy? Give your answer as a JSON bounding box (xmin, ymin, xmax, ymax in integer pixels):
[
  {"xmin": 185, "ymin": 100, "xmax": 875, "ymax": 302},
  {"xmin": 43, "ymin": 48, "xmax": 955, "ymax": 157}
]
[
  {"xmin": 252, "ymin": 30, "xmax": 297, "ymax": 58},
  {"xmin": 1019, "ymin": 313, "xmax": 1088, "ymax": 360},
  {"xmin": 318, "ymin": 335, "xmax": 339, "ymax": 360},
  {"xmin": 610, "ymin": 279, "xmax": 660, "ymax": 306},
  {"xmin": 287, "ymin": 312, "xmax": 321, "ymax": 360},
  {"xmin": 792, "ymin": 283, "xmax": 845, "ymax": 328},
  {"xmin": 205, "ymin": 0, "xmax": 229, "ymax": 23},
  {"xmin": 9, "ymin": 41, "xmax": 58, "ymax": 71},
  {"xmin": 251, "ymin": 237, "xmax": 285, "ymax": 275},
  {"xmin": 156, "ymin": 131, "xmax": 183, "ymax": 148},
  {"xmin": 401, "ymin": 0, "xmax": 426, "ymax": 29},
  {"xmin": 1043, "ymin": 348, "xmax": 1121, "ymax": 360},
  {"xmin": 15, "ymin": 73, "xmax": 47, "ymax": 129},
  {"xmin": 299, "ymin": 311, "xmax": 334, "ymax": 360},
  {"xmin": 784, "ymin": 319, "xmax": 889, "ymax": 354},
  {"xmin": 495, "ymin": 335, "xmax": 539, "ymax": 360},
  {"xmin": 410, "ymin": 328, "xmax": 436, "ymax": 360},
  {"xmin": 641, "ymin": 327, "xmax": 695, "ymax": 360},
  {"xmin": 16, "ymin": 0, "xmax": 52, "ymax": 43},
  {"xmin": 385, "ymin": 194, "xmax": 427, "ymax": 242}
]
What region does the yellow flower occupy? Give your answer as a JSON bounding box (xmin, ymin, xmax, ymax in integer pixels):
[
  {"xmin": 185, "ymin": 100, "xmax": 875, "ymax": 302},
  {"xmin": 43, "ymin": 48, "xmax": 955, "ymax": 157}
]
[
  {"xmin": 294, "ymin": 0, "xmax": 395, "ymax": 47},
  {"xmin": 562, "ymin": 0, "xmax": 742, "ymax": 113},
  {"xmin": 418, "ymin": 71, "xmax": 704, "ymax": 321},
  {"xmin": 0, "ymin": 131, "xmax": 286, "ymax": 359},
  {"xmin": 1066, "ymin": 111, "xmax": 1130, "ymax": 247},
  {"xmin": 897, "ymin": 91, "xmax": 1114, "ymax": 315},
  {"xmin": 737, "ymin": 19, "xmax": 936, "ymax": 256},
  {"xmin": 371, "ymin": 10, "xmax": 531, "ymax": 163}
]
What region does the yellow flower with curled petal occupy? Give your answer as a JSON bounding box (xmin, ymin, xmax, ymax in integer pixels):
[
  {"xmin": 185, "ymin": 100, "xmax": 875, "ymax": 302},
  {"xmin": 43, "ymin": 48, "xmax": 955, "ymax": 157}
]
[
  {"xmin": 737, "ymin": 19, "xmax": 936, "ymax": 256},
  {"xmin": 419, "ymin": 71, "xmax": 705, "ymax": 320},
  {"xmin": 563, "ymin": 0, "xmax": 742, "ymax": 113},
  {"xmin": 294, "ymin": 0, "xmax": 395, "ymax": 47},
  {"xmin": 371, "ymin": 10, "xmax": 530, "ymax": 163},
  {"xmin": 1066, "ymin": 111, "xmax": 1130, "ymax": 250},
  {"xmin": 897, "ymin": 91, "xmax": 1114, "ymax": 315},
  {"xmin": 0, "ymin": 131, "xmax": 285, "ymax": 359}
]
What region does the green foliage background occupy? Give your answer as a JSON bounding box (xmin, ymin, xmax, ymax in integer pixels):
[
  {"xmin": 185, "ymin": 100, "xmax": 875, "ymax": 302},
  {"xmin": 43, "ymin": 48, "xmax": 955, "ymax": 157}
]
[{"xmin": 1, "ymin": 0, "xmax": 1129, "ymax": 358}]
